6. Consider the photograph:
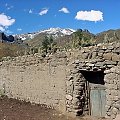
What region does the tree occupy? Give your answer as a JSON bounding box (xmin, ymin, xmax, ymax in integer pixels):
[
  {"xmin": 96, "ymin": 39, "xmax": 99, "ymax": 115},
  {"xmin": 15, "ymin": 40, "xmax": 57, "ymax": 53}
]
[
  {"xmin": 42, "ymin": 35, "xmax": 56, "ymax": 54},
  {"xmin": 42, "ymin": 36, "xmax": 49, "ymax": 53},
  {"xmin": 72, "ymin": 29, "xmax": 83, "ymax": 48},
  {"xmin": 72, "ymin": 29, "xmax": 94, "ymax": 48}
]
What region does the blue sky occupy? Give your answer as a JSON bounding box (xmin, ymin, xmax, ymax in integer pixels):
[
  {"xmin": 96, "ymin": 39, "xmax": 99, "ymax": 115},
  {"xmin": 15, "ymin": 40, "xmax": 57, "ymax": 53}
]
[{"xmin": 0, "ymin": 0, "xmax": 120, "ymax": 34}]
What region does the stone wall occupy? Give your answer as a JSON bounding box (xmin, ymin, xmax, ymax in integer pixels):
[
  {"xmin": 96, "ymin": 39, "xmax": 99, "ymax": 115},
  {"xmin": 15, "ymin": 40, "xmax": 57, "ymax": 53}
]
[
  {"xmin": 0, "ymin": 52, "xmax": 68, "ymax": 113},
  {"xmin": 104, "ymin": 66, "xmax": 120, "ymax": 119},
  {"xmin": 0, "ymin": 42, "xmax": 120, "ymax": 119},
  {"xmin": 65, "ymin": 42, "xmax": 120, "ymax": 118}
]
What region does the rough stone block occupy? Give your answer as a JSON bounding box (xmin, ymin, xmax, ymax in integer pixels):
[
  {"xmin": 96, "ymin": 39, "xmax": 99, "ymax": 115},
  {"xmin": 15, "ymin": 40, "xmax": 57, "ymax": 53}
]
[
  {"xmin": 66, "ymin": 95, "xmax": 73, "ymax": 101},
  {"xmin": 86, "ymin": 63, "xmax": 94, "ymax": 67},
  {"xmin": 66, "ymin": 80, "xmax": 73, "ymax": 86},
  {"xmin": 103, "ymin": 53, "xmax": 112, "ymax": 60},
  {"xmin": 92, "ymin": 52, "xmax": 98, "ymax": 59},
  {"xmin": 114, "ymin": 114, "xmax": 120, "ymax": 120},
  {"xmin": 112, "ymin": 54, "xmax": 120, "ymax": 62},
  {"xmin": 108, "ymin": 46, "xmax": 114, "ymax": 50},
  {"xmin": 82, "ymin": 53, "xmax": 89, "ymax": 59},
  {"xmin": 114, "ymin": 103, "xmax": 120, "ymax": 110},
  {"xmin": 112, "ymin": 107, "xmax": 118, "ymax": 115}
]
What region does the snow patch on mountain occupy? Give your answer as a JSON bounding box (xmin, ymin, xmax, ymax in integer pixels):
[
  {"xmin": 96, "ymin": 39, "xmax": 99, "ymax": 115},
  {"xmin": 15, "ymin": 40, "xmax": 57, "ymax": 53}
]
[
  {"xmin": 15, "ymin": 32, "xmax": 39, "ymax": 40},
  {"xmin": 40, "ymin": 28, "xmax": 75, "ymax": 35},
  {"xmin": 15, "ymin": 28, "xmax": 76, "ymax": 40}
]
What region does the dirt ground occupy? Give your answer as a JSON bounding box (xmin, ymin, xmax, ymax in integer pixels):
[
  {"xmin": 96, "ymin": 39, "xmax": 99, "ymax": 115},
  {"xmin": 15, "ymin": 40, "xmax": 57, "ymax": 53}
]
[{"xmin": 0, "ymin": 96, "xmax": 107, "ymax": 120}]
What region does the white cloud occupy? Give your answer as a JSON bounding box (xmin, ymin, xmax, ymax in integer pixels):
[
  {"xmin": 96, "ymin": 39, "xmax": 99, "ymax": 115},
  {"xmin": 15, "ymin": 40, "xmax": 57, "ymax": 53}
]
[
  {"xmin": 0, "ymin": 13, "xmax": 15, "ymax": 27},
  {"xmin": 0, "ymin": 13, "xmax": 15, "ymax": 32},
  {"xmin": 75, "ymin": 10, "xmax": 103, "ymax": 22},
  {"xmin": 39, "ymin": 8, "xmax": 48, "ymax": 16},
  {"xmin": 59, "ymin": 7, "xmax": 70, "ymax": 13},
  {"xmin": 0, "ymin": 26, "xmax": 5, "ymax": 32},
  {"xmin": 17, "ymin": 28, "xmax": 22, "ymax": 31},
  {"xmin": 29, "ymin": 9, "xmax": 33, "ymax": 14}
]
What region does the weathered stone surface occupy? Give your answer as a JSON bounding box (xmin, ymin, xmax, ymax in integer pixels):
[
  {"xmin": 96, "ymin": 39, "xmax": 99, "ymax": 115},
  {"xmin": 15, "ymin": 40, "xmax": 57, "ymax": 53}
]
[
  {"xmin": 74, "ymin": 60, "xmax": 80, "ymax": 64},
  {"xmin": 105, "ymin": 49, "xmax": 112, "ymax": 53},
  {"xmin": 82, "ymin": 53, "xmax": 89, "ymax": 59},
  {"xmin": 66, "ymin": 81, "xmax": 73, "ymax": 86},
  {"xmin": 114, "ymin": 114, "xmax": 120, "ymax": 120},
  {"xmin": 107, "ymin": 46, "xmax": 114, "ymax": 50},
  {"xmin": 103, "ymin": 53, "xmax": 112, "ymax": 60},
  {"xmin": 86, "ymin": 63, "xmax": 94, "ymax": 67},
  {"xmin": 112, "ymin": 107, "xmax": 118, "ymax": 115},
  {"xmin": 0, "ymin": 42, "xmax": 120, "ymax": 118},
  {"xmin": 66, "ymin": 95, "xmax": 73, "ymax": 101},
  {"xmin": 112, "ymin": 53, "xmax": 120, "ymax": 62},
  {"xmin": 98, "ymin": 52, "xmax": 103, "ymax": 57},
  {"xmin": 105, "ymin": 60, "xmax": 117, "ymax": 65},
  {"xmin": 67, "ymin": 75, "xmax": 74, "ymax": 81},
  {"xmin": 114, "ymin": 103, "xmax": 120, "ymax": 109},
  {"xmin": 92, "ymin": 52, "xmax": 98, "ymax": 59},
  {"xmin": 95, "ymin": 62, "xmax": 105, "ymax": 67}
]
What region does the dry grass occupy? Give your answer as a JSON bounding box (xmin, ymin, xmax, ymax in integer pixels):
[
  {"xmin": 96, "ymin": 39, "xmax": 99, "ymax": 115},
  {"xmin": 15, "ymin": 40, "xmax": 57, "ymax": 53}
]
[{"xmin": 0, "ymin": 42, "xmax": 26, "ymax": 59}]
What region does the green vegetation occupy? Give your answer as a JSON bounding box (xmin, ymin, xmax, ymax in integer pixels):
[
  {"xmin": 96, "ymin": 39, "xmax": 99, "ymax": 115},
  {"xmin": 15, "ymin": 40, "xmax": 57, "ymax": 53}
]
[
  {"xmin": 72, "ymin": 29, "xmax": 95, "ymax": 48},
  {"xmin": 42, "ymin": 36, "xmax": 57, "ymax": 54},
  {"xmin": 1, "ymin": 29, "xmax": 119, "ymax": 59}
]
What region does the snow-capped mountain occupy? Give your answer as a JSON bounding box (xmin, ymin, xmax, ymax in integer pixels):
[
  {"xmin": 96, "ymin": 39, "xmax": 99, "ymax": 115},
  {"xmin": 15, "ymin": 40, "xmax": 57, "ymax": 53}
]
[
  {"xmin": 15, "ymin": 32, "xmax": 39, "ymax": 40},
  {"xmin": 15, "ymin": 28, "xmax": 76, "ymax": 40},
  {"xmin": 39, "ymin": 28, "xmax": 75, "ymax": 35}
]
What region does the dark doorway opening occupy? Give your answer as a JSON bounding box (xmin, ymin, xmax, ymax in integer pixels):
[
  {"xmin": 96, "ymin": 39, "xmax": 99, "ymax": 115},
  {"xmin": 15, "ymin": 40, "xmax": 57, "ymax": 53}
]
[
  {"xmin": 80, "ymin": 70, "xmax": 106, "ymax": 117},
  {"xmin": 81, "ymin": 71, "xmax": 105, "ymax": 85}
]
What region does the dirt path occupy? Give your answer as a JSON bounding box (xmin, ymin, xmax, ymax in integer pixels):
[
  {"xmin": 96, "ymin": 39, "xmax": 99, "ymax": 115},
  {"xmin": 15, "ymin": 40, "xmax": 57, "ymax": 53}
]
[
  {"xmin": 0, "ymin": 96, "xmax": 79, "ymax": 120},
  {"xmin": 0, "ymin": 96, "xmax": 106, "ymax": 120}
]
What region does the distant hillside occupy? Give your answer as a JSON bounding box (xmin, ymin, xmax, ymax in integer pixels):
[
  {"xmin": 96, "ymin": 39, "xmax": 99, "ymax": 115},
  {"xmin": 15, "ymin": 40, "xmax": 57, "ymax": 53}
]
[
  {"xmin": 0, "ymin": 42, "xmax": 28, "ymax": 59},
  {"xmin": 24, "ymin": 28, "xmax": 95, "ymax": 48},
  {"xmin": 24, "ymin": 33, "xmax": 47, "ymax": 47},
  {"xmin": 0, "ymin": 32, "xmax": 29, "ymax": 59},
  {"xmin": 96, "ymin": 29, "xmax": 120, "ymax": 43},
  {"xmin": 0, "ymin": 28, "xmax": 120, "ymax": 59},
  {"xmin": 24, "ymin": 28, "xmax": 120, "ymax": 50},
  {"xmin": 18, "ymin": 28, "xmax": 120, "ymax": 49},
  {"xmin": 15, "ymin": 28, "xmax": 75, "ymax": 41}
]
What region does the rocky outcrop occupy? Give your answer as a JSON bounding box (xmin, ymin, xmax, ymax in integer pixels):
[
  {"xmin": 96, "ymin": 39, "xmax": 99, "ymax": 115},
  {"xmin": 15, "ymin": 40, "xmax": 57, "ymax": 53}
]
[
  {"xmin": 0, "ymin": 32, "xmax": 7, "ymax": 42},
  {"xmin": 7, "ymin": 35, "xmax": 14, "ymax": 42},
  {"xmin": 0, "ymin": 32, "xmax": 20, "ymax": 43}
]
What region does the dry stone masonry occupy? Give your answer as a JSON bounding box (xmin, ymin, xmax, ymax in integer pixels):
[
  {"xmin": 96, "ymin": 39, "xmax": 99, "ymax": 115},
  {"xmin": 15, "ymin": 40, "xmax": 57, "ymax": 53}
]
[
  {"xmin": 0, "ymin": 42, "xmax": 120, "ymax": 119},
  {"xmin": 65, "ymin": 42, "xmax": 120, "ymax": 118},
  {"xmin": 0, "ymin": 52, "xmax": 68, "ymax": 112}
]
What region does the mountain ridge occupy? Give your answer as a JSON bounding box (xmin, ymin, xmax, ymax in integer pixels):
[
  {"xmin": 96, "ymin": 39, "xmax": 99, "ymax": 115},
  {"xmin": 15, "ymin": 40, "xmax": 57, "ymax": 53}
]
[
  {"xmin": 0, "ymin": 28, "xmax": 120, "ymax": 59},
  {"xmin": 15, "ymin": 28, "xmax": 76, "ymax": 41}
]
